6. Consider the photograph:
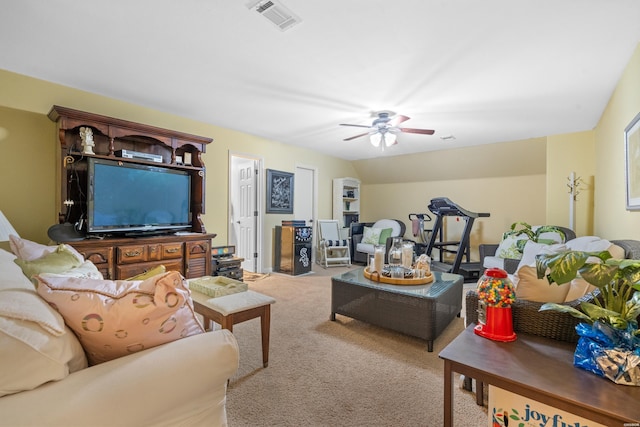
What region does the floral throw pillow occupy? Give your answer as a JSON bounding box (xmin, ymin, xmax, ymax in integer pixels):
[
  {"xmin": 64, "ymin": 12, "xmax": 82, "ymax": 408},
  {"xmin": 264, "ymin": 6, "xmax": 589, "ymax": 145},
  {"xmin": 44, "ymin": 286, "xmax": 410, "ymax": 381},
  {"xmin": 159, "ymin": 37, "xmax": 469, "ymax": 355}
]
[
  {"xmin": 362, "ymin": 227, "xmax": 382, "ymax": 245},
  {"xmin": 495, "ymin": 235, "xmax": 529, "ymax": 259}
]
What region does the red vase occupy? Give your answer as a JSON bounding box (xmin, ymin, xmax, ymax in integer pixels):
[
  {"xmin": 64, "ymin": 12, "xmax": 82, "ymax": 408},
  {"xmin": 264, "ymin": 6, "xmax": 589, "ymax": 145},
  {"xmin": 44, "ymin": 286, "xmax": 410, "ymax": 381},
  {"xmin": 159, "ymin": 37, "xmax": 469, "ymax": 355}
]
[{"xmin": 474, "ymin": 305, "xmax": 517, "ymax": 342}]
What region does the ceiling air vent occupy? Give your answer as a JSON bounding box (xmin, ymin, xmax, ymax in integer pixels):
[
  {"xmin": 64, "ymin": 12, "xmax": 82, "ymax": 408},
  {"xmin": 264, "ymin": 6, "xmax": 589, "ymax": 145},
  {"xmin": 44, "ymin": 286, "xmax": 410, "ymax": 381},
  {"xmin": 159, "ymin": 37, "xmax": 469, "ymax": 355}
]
[{"xmin": 245, "ymin": 0, "xmax": 301, "ymax": 31}]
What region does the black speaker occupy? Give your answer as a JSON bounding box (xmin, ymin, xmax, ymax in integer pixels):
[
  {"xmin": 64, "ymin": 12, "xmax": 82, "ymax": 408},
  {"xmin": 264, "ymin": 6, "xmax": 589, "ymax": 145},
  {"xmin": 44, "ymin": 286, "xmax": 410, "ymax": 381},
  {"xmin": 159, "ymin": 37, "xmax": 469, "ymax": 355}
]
[{"xmin": 47, "ymin": 223, "xmax": 85, "ymax": 243}]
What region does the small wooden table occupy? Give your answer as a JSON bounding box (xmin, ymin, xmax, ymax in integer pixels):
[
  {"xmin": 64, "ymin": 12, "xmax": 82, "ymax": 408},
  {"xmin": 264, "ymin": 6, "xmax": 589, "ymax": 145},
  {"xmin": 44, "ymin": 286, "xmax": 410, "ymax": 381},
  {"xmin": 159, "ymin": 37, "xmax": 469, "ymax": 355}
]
[
  {"xmin": 439, "ymin": 325, "xmax": 640, "ymax": 426},
  {"xmin": 191, "ymin": 290, "xmax": 275, "ymax": 367}
]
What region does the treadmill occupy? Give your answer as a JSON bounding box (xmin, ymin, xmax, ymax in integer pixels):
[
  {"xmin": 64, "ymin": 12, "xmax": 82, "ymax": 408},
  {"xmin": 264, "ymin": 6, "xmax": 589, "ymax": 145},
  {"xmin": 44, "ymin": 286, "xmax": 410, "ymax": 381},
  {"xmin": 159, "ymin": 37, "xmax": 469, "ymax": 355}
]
[{"xmin": 424, "ymin": 197, "xmax": 490, "ymax": 280}]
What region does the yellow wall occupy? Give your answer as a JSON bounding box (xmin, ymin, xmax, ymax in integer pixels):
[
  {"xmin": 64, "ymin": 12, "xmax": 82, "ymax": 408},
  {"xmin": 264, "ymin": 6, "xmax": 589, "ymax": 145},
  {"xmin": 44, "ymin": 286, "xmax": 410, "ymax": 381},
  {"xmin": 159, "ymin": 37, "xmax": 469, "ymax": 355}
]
[
  {"xmin": 0, "ymin": 70, "xmax": 357, "ymax": 271},
  {"xmin": 594, "ymin": 43, "xmax": 640, "ymax": 239},
  {"xmin": 355, "ymin": 137, "xmax": 549, "ymax": 259},
  {"xmin": 546, "ymin": 131, "xmax": 596, "ymax": 237},
  {"xmin": 362, "ymin": 174, "xmax": 546, "ymax": 260},
  {"xmin": 0, "ymin": 107, "xmax": 56, "ymax": 243}
]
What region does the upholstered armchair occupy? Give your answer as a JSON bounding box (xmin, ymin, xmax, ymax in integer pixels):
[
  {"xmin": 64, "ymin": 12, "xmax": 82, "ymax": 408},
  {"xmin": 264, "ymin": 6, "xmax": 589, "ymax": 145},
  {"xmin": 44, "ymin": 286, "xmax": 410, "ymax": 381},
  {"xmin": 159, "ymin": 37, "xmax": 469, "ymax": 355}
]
[{"xmin": 349, "ymin": 219, "xmax": 406, "ymax": 264}]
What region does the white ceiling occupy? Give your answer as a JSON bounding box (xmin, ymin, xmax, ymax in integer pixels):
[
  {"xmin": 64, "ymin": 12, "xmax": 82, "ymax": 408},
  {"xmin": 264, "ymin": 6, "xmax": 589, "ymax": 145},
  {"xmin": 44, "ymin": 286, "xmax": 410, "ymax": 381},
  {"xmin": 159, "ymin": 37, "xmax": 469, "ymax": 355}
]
[{"xmin": 1, "ymin": 0, "xmax": 639, "ymax": 160}]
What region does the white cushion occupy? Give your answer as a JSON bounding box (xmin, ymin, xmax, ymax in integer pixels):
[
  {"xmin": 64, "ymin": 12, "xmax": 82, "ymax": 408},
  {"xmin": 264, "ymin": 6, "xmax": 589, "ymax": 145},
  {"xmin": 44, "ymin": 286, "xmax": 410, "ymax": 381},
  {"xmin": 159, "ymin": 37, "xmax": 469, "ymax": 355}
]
[
  {"xmin": 0, "ymin": 249, "xmax": 87, "ymax": 397},
  {"xmin": 202, "ymin": 290, "xmax": 275, "ymax": 316},
  {"xmin": 565, "ymin": 236, "xmax": 611, "ymax": 252},
  {"xmin": 9, "ymin": 235, "xmax": 84, "ymax": 263},
  {"xmin": 356, "ymin": 242, "xmax": 375, "ymax": 255},
  {"xmin": 482, "ymin": 256, "xmax": 506, "ymax": 270},
  {"xmin": 516, "ymin": 242, "xmax": 567, "ymax": 268}
]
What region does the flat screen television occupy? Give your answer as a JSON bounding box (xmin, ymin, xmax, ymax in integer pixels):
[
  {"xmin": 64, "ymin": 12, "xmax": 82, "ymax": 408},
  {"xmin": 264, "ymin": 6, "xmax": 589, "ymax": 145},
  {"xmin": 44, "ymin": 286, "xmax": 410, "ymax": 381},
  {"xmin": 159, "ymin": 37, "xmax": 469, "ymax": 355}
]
[{"xmin": 87, "ymin": 157, "xmax": 191, "ymax": 235}]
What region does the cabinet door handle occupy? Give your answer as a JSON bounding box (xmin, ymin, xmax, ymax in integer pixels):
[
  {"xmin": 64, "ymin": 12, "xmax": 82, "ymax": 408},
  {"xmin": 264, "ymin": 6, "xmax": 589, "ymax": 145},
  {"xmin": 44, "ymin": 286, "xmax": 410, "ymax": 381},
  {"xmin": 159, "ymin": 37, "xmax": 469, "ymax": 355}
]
[
  {"xmin": 125, "ymin": 250, "xmax": 142, "ymax": 257},
  {"xmin": 166, "ymin": 248, "xmax": 180, "ymax": 254}
]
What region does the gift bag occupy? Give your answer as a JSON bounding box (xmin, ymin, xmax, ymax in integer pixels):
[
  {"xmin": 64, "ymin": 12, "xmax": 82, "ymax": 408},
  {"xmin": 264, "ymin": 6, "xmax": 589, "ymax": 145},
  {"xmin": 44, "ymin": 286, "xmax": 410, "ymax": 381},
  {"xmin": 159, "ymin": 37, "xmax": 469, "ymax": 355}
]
[{"xmin": 574, "ymin": 321, "xmax": 640, "ymax": 386}]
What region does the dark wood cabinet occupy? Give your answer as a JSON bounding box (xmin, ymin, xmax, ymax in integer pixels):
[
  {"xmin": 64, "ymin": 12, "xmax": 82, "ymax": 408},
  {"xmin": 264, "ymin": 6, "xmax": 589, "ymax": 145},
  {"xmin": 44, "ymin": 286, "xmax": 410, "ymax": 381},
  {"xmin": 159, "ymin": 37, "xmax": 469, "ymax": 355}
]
[
  {"xmin": 69, "ymin": 234, "xmax": 215, "ymax": 280},
  {"xmin": 48, "ymin": 106, "xmax": 217, "ymax": 280}
]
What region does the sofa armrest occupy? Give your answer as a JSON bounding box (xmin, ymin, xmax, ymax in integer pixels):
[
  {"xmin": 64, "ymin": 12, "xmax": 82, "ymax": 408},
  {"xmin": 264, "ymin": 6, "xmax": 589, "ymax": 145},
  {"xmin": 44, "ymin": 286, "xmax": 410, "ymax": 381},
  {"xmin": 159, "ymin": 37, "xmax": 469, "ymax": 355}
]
[
  {"xmin": 478, "ymin": 244, "xmax": 498, "ymax": 263},
  {"xmin": 611, "ymin": 239, "xmax": 640, "ymax": 259},
  {"xmin": 0, "ymin": 330, "xmax": 239, "ymax": 427}
]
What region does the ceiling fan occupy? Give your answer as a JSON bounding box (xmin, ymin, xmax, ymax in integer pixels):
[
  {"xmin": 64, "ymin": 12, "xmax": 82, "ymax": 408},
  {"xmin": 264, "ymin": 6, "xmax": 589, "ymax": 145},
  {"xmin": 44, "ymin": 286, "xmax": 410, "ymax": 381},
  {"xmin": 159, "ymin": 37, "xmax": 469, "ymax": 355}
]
[{"xmin": 340, "ymin": 111, "xmax": 435, "ymax": 150}]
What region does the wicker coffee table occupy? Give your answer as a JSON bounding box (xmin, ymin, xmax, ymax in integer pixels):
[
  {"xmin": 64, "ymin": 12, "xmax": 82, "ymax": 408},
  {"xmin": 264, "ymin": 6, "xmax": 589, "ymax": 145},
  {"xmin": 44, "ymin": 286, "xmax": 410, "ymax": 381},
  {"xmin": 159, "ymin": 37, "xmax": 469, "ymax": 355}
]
[{"xmin": 330, "ymin": 268, "xmax": 464, "ymax": 351}]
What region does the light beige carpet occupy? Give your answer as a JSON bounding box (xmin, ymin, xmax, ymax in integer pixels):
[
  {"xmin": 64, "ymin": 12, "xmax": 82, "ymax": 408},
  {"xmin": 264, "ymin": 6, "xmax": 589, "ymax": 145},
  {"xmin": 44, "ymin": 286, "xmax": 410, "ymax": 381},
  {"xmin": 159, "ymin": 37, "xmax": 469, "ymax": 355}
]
[
  {"xmin": 243, "ymin": 271, "xmax": 271, "ymax": 282},
  {"xmin": 225, "ymin": 265, "xmax": 487, "ymax": 426}
]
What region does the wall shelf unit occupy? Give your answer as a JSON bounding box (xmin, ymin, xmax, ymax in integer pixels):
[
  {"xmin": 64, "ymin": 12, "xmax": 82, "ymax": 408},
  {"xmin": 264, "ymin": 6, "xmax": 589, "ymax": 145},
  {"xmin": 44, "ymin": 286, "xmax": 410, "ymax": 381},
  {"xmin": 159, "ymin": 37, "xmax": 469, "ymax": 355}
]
[{"xmin": 333, "ymin": 177, "xmax": 361, "ymax": 228}]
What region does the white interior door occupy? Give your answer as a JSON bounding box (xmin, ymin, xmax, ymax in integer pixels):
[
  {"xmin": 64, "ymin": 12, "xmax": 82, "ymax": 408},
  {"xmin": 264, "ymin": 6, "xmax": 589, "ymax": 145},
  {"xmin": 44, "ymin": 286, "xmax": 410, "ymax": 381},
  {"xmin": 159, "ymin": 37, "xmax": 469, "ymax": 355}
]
[
  {"xmin": 294, "ymin": 165, "xmax": 317, "ymax": 261},
  {"xmin": 229, "ymin": 154, "xmax": 261, "ymax": 273}
]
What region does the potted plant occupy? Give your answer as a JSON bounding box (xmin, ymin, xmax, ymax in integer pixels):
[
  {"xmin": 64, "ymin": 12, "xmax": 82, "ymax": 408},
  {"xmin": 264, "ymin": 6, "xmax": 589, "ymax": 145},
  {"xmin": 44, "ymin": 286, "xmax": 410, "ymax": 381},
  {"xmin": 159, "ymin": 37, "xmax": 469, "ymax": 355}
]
[{"xmin": 535, "ymin": 249, "xmax": 640, "ymax": 385}]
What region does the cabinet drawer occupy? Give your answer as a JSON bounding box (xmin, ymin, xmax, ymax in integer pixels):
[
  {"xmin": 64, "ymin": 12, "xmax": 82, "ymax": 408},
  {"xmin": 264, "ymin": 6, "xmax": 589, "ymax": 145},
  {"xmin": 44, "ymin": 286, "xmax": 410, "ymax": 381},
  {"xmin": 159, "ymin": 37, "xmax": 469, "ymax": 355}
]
[
  {"xmin": 77, "ymin": 246, "xmax": 113, "ymax": 266},
  {"xmin": 147, "ymin": 244, "xmax": 162, "ymax": 261},
  {"xmin": 117, "ymin": 245, "xmax": 147, "ymax": 264},
  {"xmin": 161, "ymin": 243, "xmax": 183, "ymax": 260},
  {"xmin": 186, "ymin": 240, "xmax": 210, "ymax": 258},
  {"xmin": 116, "ymin": 259, "xmax": 183, "ymax": 280}
]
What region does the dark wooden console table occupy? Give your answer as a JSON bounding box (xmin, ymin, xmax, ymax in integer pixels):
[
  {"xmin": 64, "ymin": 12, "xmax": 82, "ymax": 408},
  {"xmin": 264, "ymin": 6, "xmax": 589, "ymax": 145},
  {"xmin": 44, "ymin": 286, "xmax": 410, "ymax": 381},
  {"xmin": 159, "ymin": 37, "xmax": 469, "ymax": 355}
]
[{"xmin": 439, "ymin": 325, "xmax": 640, "ymax": 426}]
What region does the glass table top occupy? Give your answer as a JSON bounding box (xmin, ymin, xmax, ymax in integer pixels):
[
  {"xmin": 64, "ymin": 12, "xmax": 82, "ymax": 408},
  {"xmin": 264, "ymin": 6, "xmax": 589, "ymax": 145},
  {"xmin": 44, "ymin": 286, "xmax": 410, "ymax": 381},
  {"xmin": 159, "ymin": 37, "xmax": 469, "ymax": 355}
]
[{"xmin": 332, "ymin": 267, "xmax": 463, "ymax": 299}]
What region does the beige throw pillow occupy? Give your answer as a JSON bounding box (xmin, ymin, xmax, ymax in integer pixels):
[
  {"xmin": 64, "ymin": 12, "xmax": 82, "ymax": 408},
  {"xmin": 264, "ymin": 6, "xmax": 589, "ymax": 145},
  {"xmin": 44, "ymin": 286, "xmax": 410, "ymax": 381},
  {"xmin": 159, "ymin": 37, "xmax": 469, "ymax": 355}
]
[
  {"xmin": 35, "ymin": 271, "xmax": 205, "ymax": 365},
  {"xmin": 514, "ymin": 266, "xmax": 571, "ymax": 303}
]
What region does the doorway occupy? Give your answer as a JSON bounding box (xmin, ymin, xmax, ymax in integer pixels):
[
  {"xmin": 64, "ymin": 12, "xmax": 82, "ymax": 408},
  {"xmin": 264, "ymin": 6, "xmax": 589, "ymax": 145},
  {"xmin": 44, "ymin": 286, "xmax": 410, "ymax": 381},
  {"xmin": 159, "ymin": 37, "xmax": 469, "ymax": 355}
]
[
  {"xmin": 229, "ymin": 153, "xmax": 263, "ymax": 273},
  {"xmin": 294, "ymin": 165, "xmax": 318, "ymax": 262}
]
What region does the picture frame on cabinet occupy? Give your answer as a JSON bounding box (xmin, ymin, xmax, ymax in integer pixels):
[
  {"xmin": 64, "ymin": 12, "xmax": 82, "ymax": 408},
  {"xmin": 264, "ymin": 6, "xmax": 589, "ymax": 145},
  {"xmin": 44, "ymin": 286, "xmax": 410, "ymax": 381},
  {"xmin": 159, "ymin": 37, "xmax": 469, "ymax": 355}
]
[
  {"xmin": 266, "ymin": 169, "xmax": 294, "ymax": 214},
  {"xmin": 625, "ymin": 112, "xmax": 640, "ymax": 210}
]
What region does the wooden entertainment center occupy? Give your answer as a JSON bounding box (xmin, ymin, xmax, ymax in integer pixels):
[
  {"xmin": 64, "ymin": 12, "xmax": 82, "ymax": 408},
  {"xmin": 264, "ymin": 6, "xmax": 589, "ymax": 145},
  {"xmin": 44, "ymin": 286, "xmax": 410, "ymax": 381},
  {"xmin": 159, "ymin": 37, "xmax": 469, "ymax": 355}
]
[{"xmin": 48, "ymin": 106, "xmax": 216, "ymax": 279}]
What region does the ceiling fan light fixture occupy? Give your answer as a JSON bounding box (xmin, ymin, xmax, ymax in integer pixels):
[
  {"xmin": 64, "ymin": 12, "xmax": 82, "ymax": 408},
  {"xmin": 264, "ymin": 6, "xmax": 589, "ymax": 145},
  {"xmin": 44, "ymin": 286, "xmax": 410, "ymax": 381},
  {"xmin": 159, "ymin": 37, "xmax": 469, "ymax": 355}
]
[
  {"xmin": 385, "ymin": 132, "xmax": 397, "ymax": 146},
  {"xmin": 370, "ymin": 132, "xmax": 382, "ymax": 147}
]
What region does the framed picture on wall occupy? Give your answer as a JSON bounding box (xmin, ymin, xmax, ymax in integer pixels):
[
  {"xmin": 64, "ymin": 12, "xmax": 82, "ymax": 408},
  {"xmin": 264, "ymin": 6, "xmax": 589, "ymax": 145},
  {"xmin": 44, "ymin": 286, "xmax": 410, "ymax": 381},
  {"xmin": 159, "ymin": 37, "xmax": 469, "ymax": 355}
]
[
  {"xmin": 266, "ymin": 169, "xmax": 294, "ymax": 214},
  {"xmin": 625, "ymin": 112, "xmax": 640, "ymax": 210}
]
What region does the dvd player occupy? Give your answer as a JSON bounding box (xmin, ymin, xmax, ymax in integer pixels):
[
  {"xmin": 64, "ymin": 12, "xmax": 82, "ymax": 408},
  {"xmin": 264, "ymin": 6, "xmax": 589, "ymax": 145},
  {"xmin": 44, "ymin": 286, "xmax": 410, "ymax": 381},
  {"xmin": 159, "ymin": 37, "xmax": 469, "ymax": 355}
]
[{"xmin": 115, "ymin": 149, "xmax": 163, "ymax": 163}]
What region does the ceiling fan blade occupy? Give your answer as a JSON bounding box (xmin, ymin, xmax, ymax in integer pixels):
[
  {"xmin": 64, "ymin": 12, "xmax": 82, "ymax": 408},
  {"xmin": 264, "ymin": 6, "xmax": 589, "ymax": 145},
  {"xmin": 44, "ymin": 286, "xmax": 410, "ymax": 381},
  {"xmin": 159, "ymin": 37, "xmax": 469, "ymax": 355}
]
[
  {"xmin": 398, "ymin": 127, "xmax": 435, "ymax": 135},
  {"xmin": 340, "ymin": 123, "xmax": 372, "ymax": 129},
  {"xmin": 390, "ymin": 115, "xmax": 410, "ymax": 126},
  {"xmin": 343, "ymin": 132, "xmax": 370, "ymax": 141}
]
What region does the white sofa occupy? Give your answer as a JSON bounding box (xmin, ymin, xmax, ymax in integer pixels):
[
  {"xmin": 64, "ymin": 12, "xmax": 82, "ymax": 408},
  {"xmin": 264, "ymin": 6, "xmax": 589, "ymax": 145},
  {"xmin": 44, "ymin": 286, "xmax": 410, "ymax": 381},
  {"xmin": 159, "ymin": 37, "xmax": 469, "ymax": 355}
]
[{"xmin": 0, "ymin": 245, "xmax": 239, "ymax": 427}]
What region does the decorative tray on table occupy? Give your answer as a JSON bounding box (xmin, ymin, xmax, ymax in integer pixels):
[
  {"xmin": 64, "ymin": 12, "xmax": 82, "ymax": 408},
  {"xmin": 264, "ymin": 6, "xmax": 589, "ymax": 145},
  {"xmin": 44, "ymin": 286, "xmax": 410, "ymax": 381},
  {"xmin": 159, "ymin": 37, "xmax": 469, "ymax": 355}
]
[{"xmin": 363, "ymin": 266, "xmax": 433, "ymax": 285}]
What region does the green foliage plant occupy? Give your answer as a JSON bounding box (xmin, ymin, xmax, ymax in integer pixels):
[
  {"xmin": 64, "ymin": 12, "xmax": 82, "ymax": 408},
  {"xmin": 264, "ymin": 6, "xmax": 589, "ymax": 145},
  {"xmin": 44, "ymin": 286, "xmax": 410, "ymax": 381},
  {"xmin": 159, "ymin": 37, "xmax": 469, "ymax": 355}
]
[{"xmin": 536, "ymin": 249, "xmax": 640, "ymax": 332}]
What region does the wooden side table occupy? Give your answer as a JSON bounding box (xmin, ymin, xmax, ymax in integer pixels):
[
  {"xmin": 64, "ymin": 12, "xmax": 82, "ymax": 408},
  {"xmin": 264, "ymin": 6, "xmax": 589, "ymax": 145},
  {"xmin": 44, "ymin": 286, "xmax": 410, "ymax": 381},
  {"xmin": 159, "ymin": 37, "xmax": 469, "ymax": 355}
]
[
  {"xmin": 191, "ymin": 290, "xmax": 275, "ymax": 367},
  {"xmin": 439, "ymin": 325, "xmax": 640, "ymax": 426}
]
